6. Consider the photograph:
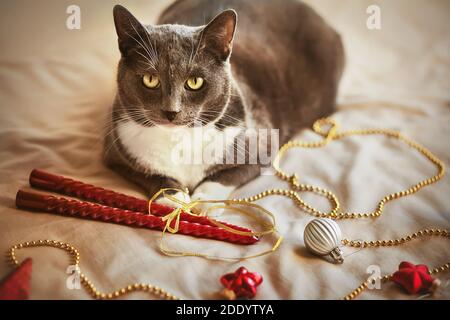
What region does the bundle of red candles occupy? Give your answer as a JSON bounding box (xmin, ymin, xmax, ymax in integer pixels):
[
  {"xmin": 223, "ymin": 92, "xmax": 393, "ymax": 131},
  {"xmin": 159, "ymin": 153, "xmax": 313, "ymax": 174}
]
[{"xmin": 15, "ymin": 169, "xmax": 259, "ymax": 245}]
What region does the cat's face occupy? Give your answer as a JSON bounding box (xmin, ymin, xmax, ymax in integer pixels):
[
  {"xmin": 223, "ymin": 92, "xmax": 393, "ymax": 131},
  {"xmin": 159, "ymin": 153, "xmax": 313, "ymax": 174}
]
[{"xmin": 113, "ymin": 5, "xmax": 237, "ymax": 127}]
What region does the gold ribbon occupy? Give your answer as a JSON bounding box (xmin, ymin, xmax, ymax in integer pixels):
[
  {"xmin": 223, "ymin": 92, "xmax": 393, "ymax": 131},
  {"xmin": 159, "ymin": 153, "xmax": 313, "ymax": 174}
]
[{"xmin": 148, "ymin": 188, "xmax": 283, "ymax": 260}]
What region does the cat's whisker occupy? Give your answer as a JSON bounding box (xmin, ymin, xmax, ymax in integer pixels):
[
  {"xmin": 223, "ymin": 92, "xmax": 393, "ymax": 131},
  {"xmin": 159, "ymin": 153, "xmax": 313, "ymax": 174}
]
[
  {"xmin": 188, "ymin": 40, "xmax": 195, "ymax": 68},
  {"xmin": 105, "ymin": 109, "xmax": 154, "ymax": 155},
  {"xmin": 200, "ymin": 111, "xmax": 243, "ymax": 123},
  {"xmin": 144, "ymin": 28, "xmax": 159, "ymax": 66},
  {"xmin": 153, "ymin": 38, "xmax": 159, "ymax": 62},
  {"xmin": 131, "ymin": 43, "xmax": 156, "ymax": 70},
  {"xmin": 201, "ymin": 119, "xmax": 244, "ymax": 130},
  {"xmin": 134, "ymin": 50, "xmax": 156, "ymax": 70},
  {"xmin": 190, "ymin": 28, "xmax": 216, "ymax": 71},
  {"xmin": 125, "ymin": 27, "xmax": 156, "ymax": 69},
  {"xmin": 104, "ymin": 114, "xmax": 133, "ymax": 128},
  {"xmin": 138, "ymin": 59, "xmax": 157, "ymax": 71},
  {"xmin": 103, "ymin": 123, "xmax": 137, "ymax": 156},
  {"xmin": 104, "ymin": 118, "xmax": 130, "ymax": 132},
  {"xmin": 129, "ymin": 21, "xmax": 158, "ymax": 64},
  {"xmin": 199, "ymin": 112, "xmax": 245, "ymax": 125}
]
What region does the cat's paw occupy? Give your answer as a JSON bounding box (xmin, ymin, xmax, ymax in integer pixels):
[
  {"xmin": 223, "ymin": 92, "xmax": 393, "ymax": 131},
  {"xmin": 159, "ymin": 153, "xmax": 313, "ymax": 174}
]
[
  {"xmin": 155, "ymin": 191, "xmax": 191, "ymax": 209},
  {"xmin": 190, "ymin": 182, "xmax": 235, "ymax": 216}
]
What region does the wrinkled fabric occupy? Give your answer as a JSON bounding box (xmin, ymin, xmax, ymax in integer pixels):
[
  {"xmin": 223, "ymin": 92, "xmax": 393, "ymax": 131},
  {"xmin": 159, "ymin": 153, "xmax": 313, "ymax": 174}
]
[{"xmin": 0, "ymin": 0, "xmax": 449, "ymax": 299}]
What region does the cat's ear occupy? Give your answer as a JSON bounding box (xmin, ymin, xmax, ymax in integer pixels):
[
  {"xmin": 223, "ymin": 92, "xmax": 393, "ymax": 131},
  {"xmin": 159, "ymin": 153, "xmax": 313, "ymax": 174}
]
[
  {"xmin": 199, "ymin": 9, "xmax": 237, "ymax": 61},
  {"xmin": 113, "ymin": 5, "xmax": 148, "ymax": 56}
]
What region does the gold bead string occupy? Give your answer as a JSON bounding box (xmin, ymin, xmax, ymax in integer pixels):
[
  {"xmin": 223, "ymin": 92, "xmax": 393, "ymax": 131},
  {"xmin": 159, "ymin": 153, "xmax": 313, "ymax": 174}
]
[
  {"xmin": 7, "ymin": 240, "xmax": 179, "ymax": 300},
  {"xmin": 342, "ymin": 261, "xmax": 450, "ymax": 300},
  {"xmin": 233, "ymin": 118, "xmax": 445, "ymax": 220},
  {"xmin": 342, "ymin": 228, "xmax": 450, "ymax": 248}
]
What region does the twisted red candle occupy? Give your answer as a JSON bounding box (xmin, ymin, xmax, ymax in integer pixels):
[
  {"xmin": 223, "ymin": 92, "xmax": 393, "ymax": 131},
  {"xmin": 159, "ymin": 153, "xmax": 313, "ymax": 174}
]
[
  {"xmin": 15, "ymin": 190, "xmax": 258, "ymax": 245},
  {"xmin": 29, "ymin": 169, "xmax": 254, "ymax": 234}
]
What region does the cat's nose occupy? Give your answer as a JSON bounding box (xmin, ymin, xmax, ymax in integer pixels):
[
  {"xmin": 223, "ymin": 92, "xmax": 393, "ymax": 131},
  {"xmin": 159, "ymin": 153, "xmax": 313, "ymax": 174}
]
[{"xmin": 164, "ymin": 111, "xmax": 179, "ymax": 121}]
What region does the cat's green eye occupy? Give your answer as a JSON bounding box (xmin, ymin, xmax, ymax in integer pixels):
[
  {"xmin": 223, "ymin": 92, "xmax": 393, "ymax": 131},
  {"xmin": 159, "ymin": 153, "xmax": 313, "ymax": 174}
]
[
  {"xmin": 185, "ymin": 77, "xmax": 204, "ymax": 91},
  {"xmin": 142, "ymin": 74, "xmax": 160, "ymax": 89}
]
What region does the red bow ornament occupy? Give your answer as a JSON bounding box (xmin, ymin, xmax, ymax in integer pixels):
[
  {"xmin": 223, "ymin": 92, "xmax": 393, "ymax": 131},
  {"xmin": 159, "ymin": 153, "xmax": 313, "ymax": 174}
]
[
  {"xmin": 392, "ymin": 261, "xmax": 440, "ymax": 294},
  {"xmin": 220, "ymin": 267, "xmax": 263, "ymax": 300}
]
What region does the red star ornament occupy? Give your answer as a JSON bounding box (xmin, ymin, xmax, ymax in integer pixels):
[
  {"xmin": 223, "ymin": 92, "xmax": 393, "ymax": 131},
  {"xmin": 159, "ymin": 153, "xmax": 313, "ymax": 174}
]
[
  {"xmin": 391, "ymin": 261, "xmax": 440, "ymax": 295},
  {"xmin": 220, "ymin": 266, "xmax": 263, "ymax": 300}
]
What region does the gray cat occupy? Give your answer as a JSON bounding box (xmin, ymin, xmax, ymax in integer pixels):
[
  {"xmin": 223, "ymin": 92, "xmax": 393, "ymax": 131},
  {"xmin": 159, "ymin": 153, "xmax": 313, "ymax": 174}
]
[{"xmin": 104, "ymin": 0, "xmax": 344, "ymax": 207}]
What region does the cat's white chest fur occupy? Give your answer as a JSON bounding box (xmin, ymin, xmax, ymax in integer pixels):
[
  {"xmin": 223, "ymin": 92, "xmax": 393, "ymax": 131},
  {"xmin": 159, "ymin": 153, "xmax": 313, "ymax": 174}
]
[{"xmin": 117, "ymin": 121, "xmax": 239, "ymax": 188}]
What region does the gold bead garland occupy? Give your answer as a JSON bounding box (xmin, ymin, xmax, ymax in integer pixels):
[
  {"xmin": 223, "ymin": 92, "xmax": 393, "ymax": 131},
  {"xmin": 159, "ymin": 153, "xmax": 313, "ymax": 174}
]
[
  {"xmin": 7, "ymin": 240, "xmax": 179, "ymax": 300},
  {"xmin": 342, "ymin": 228, "xmax": 450, "ymax": 248},
  {"xmin": 234, "ymin": 118, "xmax": 446, "ymax": 220}
]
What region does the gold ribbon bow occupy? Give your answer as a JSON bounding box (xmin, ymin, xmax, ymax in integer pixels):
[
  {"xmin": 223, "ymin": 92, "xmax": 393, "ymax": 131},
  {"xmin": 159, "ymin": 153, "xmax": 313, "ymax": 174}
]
[{"xmin": 148, "ymin": 188, "xmax": 283, "ymax": 260}]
